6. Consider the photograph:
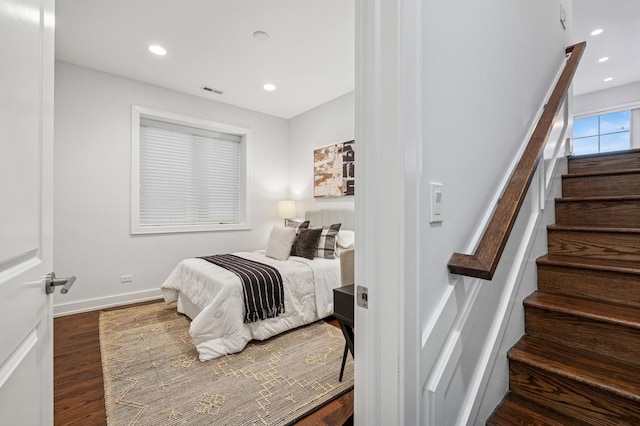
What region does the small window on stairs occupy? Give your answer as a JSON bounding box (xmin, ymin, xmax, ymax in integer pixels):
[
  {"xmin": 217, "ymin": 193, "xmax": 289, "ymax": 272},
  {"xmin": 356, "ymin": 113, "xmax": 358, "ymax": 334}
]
[{"xmin": 573, "ymin": 110, "xmax": 630, "ymax": 155}]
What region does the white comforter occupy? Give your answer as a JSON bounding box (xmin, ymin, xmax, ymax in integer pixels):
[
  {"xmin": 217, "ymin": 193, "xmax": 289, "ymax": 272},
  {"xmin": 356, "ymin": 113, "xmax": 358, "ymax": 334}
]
[{"xmin": 161, "ymin": 251, "xmax": 341, "ymax": 361}]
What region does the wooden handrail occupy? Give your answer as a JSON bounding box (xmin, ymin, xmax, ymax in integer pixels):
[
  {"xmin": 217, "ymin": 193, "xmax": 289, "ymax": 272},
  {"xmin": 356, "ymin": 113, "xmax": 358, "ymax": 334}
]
[{"xmin": 447, "ymin": 42, "xmax": 586, "ymax": 280}]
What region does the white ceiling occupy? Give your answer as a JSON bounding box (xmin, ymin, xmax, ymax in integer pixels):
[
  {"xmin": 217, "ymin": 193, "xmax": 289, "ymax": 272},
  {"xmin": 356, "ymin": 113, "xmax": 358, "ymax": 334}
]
[
  {"xmin": 55, "ymin": 0, "xmax": 355, "ymax": 119},
  {"xmin": 572, "ymin": 0, "xmax": 640, "ymax": 96},
  {"xmin": 55, "ymin": 1, "xmax": 639, "ymax": 118}
]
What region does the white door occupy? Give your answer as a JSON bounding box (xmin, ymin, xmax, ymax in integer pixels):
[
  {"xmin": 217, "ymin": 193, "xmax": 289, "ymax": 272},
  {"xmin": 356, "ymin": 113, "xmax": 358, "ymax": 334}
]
[{"xmin": 0, "ymin": 0, "xmax": 56, "ymax": 424}]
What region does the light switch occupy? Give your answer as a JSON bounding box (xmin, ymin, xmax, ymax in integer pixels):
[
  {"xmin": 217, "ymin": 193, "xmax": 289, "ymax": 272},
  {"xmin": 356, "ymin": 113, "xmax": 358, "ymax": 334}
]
[{"xmin": 430, "ymin": 182, "xmax": 443, "ymax": 223}]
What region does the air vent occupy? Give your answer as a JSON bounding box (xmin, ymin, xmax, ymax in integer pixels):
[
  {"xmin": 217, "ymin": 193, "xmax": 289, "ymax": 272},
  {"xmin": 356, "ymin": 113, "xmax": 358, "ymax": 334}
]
[{"xmin": 201, "ymin": 85, "xmax": 224, "ymax": 95}]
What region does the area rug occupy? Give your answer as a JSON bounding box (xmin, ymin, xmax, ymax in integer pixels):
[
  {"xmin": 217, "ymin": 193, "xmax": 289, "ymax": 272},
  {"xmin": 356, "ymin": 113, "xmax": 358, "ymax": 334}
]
[{"xmin": 99, "ymin": 302, "xmax": 353, "ymax": 425}]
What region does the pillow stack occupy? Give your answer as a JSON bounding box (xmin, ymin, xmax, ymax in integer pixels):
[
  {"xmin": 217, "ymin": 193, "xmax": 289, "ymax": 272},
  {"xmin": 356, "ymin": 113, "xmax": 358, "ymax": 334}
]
[{"xmin": 265, "ymin": 219, "xmax": 349, "ymax": 261}]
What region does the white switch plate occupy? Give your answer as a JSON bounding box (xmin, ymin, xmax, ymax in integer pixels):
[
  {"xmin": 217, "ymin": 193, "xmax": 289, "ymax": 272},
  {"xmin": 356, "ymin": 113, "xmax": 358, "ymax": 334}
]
[
  {"xmin": 120, "ymin": 275, "xmax": 133, "ymax": 283},
  {"xmin": 430, "ymin": 182, "xmax": 443, "ymax": 223}
]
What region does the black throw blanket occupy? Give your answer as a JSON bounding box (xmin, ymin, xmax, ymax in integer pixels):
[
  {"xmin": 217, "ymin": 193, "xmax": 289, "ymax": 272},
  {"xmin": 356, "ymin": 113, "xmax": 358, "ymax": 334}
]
[{"xmin": 198, "ymin": 254, "xmax": 285, "ymax": 323}]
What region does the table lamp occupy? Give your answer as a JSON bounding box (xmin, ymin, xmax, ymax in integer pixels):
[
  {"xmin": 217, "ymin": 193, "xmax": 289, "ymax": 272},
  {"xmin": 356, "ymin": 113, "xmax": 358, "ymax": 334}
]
[{"xmin": 277, "ymin": 200, "xmax": 296, "ymax": 225}]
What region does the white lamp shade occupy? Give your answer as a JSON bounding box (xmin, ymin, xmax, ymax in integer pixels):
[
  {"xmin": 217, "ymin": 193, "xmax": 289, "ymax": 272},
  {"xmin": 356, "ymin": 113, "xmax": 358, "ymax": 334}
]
[{"xmin": 277, "ymin": 200, "xmax": 296, "ymax": 219}]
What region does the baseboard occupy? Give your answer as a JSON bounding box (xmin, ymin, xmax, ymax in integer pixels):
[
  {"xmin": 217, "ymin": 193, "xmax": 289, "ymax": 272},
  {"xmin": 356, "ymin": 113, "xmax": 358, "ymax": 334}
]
[{"xmin": 53, "ymin": 288, "xmax": 164, "ymax": 317}]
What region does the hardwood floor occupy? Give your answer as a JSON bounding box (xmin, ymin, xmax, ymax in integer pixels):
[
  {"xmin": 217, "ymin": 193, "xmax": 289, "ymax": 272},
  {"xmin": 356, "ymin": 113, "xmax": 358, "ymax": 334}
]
[
  {"xmin": 54, "ymin": 309, "xmax": 106, "ymax": 426},
  {"xmin": 54, "ymin": 302, "xmax": 354, "ymax": 426}
]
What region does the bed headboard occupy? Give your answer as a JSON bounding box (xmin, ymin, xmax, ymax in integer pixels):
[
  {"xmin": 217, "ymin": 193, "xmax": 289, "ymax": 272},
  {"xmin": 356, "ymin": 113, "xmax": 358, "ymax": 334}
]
[{"xmin": 305, "ymin": 209, "xmax": 355, "ymax": 231}]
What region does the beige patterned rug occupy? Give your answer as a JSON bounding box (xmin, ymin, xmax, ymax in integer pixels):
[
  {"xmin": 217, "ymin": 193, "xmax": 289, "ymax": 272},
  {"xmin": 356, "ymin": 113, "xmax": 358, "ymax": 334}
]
[{"xmin": 99, "ymin": 302, "xmax": 353, "ymax": 425}]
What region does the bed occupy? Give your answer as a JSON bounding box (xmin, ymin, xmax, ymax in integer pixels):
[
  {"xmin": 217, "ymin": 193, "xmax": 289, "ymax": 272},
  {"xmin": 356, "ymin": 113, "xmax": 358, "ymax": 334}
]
[{"xmin": 160, "ymin": 209, "xmax": 355, "ymax": 361}]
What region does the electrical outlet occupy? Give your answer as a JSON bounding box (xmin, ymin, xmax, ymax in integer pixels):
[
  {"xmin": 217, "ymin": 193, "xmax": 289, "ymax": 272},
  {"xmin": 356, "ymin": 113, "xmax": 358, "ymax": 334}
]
[{"xmin": 120, "ymin": 275, "xmax": 133, "ymax": 283}]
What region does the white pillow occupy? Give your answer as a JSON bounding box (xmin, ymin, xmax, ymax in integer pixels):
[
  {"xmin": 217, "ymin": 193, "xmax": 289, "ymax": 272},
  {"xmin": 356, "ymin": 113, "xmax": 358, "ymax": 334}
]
[
  {"xmin": 337, "ymin": 230, "xmax": 355, "ymax": 249},
  {"xmin": 265, "ymin": 226, "xmax": 297, "ymax": 261}
]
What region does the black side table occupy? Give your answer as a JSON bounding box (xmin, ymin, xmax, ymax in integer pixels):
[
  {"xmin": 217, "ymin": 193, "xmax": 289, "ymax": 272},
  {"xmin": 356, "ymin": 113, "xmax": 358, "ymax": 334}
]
[{"xmin": 333, "ymin": 285, "xmax": 354, "ymax": 382}]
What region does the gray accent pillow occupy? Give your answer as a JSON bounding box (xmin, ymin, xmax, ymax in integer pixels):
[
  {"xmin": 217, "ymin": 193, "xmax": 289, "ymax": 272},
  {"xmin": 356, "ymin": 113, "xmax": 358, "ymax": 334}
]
[{"xmin": 290, "ymin": 228, "xmax": 323, "ymax": 260}]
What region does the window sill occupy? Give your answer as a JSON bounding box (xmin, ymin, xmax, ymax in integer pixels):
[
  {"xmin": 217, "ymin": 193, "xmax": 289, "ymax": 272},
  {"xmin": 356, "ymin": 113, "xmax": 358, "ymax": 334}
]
[{"xmin": 131, "ymin": 222, "xmax": 251, "ymax": 235}]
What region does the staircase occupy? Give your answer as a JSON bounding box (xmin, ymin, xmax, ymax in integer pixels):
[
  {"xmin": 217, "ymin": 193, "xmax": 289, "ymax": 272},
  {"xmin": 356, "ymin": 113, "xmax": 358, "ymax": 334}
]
[{"xmin": 487, "ymin": 149, "xmax": 640, "ymax": 425}]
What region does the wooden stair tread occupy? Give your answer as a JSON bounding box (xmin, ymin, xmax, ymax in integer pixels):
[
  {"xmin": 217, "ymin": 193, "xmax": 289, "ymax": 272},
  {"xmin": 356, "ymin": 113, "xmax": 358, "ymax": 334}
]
[
  {"xmin": 524, "ymin": 291, "xmax": 640, "ymax": 330},
  {"xmin": 509, "ymin": 335, "xmax": 640, "ymax": 401},
  {"xmin": 489, "ymin": 149, "xmax": 640, "ymax": 422},
  {"xmin": 555, "ymin": 195, "xmax": 640, "ymax": 202},
  {"xmin": 568, "ymin": 148, "xmax": 640, "ymax": 161},
  {"xmin": 563, "ymin": 168, "xmax": 640, "ymax": 179},
  {"xmin": 554, "ymin": 196, "xmax": 640, "ymax": 228},
  {"xmin": 568, "ymin": 149, "xmax": 640, "ymax": 174},
  {"xmin": 537, "ymin": 254, "xmax": 640, "ymax": 275},
  {"xmin": 547, "ymin": 224, "xmax": 640, "ymax": 233},
  {"xmin": 487, "ymin": 392, "xmax": 583, "ymax": 426}
]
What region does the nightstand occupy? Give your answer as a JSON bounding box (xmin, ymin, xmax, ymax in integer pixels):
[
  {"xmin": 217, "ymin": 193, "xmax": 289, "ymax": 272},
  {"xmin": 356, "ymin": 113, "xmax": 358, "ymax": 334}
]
[{"xmin": 333, "ymin": 285, "xmax": 354, "ymax": 382}]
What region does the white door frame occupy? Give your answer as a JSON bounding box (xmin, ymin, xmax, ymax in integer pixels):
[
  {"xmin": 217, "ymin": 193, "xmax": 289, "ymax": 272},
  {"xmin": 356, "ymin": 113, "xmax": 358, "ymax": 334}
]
[{"xmin": 355, "ymin": 0, "xmax": 423, "ymax": 423}]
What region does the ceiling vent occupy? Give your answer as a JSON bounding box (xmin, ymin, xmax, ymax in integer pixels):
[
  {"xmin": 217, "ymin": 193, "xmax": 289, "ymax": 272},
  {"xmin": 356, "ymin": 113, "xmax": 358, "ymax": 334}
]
[{"xmin": 201, "ymin": 85, "xmax": 224, "ymax": 95}]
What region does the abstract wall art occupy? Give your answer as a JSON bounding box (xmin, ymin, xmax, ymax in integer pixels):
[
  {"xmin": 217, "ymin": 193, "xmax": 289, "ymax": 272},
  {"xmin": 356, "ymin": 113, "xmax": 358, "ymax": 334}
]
[{"xmin": 313, "ymin": 140, "xmax": 355, "ymax": 198}]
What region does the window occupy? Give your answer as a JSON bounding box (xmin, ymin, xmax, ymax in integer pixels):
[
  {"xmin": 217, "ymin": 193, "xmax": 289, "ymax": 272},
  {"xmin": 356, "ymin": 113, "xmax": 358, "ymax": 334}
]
[
  {"xmin": 131, "ymin": 106, "xmax": 249, "ymax": 234},
  {"xmin": 573, "ymin": 110, "xmax": 630, "ymax": 155}
]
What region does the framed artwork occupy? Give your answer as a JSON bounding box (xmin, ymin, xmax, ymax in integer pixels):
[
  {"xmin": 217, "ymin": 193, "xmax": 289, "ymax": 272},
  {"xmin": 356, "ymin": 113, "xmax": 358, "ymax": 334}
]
[{"xmin": 313, "ymin": 140, "xmax": 355, "ymax": 198}]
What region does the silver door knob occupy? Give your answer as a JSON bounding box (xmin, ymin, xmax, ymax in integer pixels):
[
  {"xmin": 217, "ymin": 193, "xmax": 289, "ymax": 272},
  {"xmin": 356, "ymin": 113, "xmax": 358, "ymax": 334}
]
[{"xmin": 45, "ymin": 272, "xmax": 76, "ymax": 294}]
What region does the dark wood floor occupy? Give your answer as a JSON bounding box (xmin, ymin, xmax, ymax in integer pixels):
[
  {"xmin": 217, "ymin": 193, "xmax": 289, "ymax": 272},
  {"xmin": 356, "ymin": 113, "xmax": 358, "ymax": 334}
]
[{"xmin": 54, "ymin": 302, "xmax": 354, "ymax": 426}]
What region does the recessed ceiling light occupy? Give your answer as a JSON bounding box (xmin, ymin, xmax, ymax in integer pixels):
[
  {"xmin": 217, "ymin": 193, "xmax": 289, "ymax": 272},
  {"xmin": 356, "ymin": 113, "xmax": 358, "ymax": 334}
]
[
  {"xmin": 253, "ymin": 31, "xmax": 270, "ymax": 41},
  {"xmin": 598, "ymin": 57, "xmax": 609, "ymax": 63},
  {"xmin": 148, "ymin": 44, "xmax": 167, "ymax": 56},
  {"xmin": 263, "ymin": 83, "xmax": 276, "ymax": 91},
  {"xmin": 590, "ymin": 28, "xmax": 604, "ymax": 36},
  {"xmin": 604, "ymin": 77, "xmax": 613, "ymax": 82}
]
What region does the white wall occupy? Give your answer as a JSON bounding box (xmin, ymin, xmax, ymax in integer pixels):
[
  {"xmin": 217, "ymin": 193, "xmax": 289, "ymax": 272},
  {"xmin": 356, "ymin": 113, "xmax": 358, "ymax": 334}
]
[
  {"xmin": 413, "ymin": 0, "xmax": 573, "ymax": 423},
  {"xmin": 574, "ymin": 81, "xmax": 640, "ymax": 150},
  {"xmin": 354, "ymin": 1, "xmax": 573, "ymax": 422},
  {"xmin": 574, "ymin": 80, "xmax": 640, "ymax": 116},
  {"xmin": 288, "ymin": 91, "xmax": 355, "ymax": 214},
  {"xmin": 53, "ymin": 61, "xmax": 290, "ymax": 315}
]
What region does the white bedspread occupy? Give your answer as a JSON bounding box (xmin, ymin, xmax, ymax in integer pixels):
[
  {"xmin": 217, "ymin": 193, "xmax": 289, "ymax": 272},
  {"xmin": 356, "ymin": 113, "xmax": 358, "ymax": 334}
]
[{"xmin": 161, "ymin": 251, "xmax": 340, "ymax": 361}]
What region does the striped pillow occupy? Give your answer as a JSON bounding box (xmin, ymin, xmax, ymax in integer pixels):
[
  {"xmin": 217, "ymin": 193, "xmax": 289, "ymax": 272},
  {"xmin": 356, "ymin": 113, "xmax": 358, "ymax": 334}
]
[
  {"xmin": 285, "ymin": 219, "xmax": 310, "ymax": 234},
  {"xmin": 315, "ymin": 223, "xmax": 342, "ymax": 259}
]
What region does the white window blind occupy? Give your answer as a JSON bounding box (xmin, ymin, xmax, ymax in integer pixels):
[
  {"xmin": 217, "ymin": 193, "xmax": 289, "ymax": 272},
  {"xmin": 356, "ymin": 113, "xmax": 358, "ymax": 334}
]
[{"xmin": 139, "ymin": 118, "xmax": 242, "ymax": 227}]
